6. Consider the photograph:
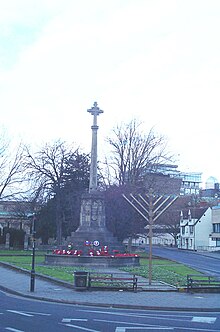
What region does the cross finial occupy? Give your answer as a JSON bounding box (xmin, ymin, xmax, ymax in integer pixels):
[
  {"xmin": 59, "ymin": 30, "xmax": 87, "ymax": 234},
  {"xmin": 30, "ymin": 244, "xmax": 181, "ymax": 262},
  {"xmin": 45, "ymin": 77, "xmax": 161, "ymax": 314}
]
[
  {"xmin": 87, "ymin": 102, "xmax": 103, "ymax": 127},
  {"xmin": 87, "ymin": 102, "xmax": 103, "ymax": 116}
]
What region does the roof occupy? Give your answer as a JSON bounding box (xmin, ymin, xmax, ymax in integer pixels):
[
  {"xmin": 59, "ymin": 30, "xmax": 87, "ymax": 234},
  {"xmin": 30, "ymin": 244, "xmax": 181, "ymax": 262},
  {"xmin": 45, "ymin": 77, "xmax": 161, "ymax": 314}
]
[{"xmin": 181, "ymin": 207, "xmax": 209, "ymax": 220}]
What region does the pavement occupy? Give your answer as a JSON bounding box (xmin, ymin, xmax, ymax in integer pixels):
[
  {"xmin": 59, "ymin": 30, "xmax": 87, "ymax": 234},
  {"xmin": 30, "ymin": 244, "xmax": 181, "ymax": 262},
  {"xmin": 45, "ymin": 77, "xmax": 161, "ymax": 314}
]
[{"xmin": 0, "ymin": 253, "xmax": 220, "ymax": 312}]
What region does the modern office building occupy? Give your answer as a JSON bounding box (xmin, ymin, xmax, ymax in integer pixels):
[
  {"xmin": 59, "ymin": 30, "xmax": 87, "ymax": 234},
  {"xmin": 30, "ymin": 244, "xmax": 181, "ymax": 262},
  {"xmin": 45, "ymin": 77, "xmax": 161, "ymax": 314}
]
[
  {"xmin": 145, "ymin": 164, "xmax": 202, "ymax": 196},
  {"xmin": 179, "ymin": 172, "xmax": 202, "ymax": 196}
]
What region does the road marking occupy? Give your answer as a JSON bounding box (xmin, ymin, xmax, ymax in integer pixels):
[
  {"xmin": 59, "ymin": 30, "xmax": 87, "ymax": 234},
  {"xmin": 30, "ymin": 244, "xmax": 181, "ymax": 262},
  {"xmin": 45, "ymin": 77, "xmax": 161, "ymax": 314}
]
[
  {"xmin": 62, "ymin": 318, "xmax": 88, "ymax": 323},
  {"xmin": 21, "ymin": 311, "xmax": 51, "ymax": 316},
  {"xmin": 5, "ymin": 328, "xmax": 24, "ymax": 332},
  {"xmin": 63, "ymin": 324, "xmax": 100, "ymax": 331},
  {"xmin": 79, "ymin": 310, "xmax": 219, "ymax": 328},
  {"xmin": 192, "ymin": 316, "xmax": 217, "ymax": 324},
  {"xmin": 94, "ymin": 319, "xmax": 148, "ymax": 326},
  {"xmin": 7, "ymin": 310, "xmax": 33, "ymax": 317},
  {"xmin": 79, "ymin": 310, "xmax": 191, "ymax": 323},
  {"xmin": 95, "ymin": 319, "xmax": 171, "ymax": 329},
  {"xmin": 7, "ymin": 310, "xmax": 51, "ymax": 317},
  {"xmin": 78, "ymin": 309, "xmax": 188, "ymax": 319},
  {"xmin": 115, "ymin": 328, "xmax": 173, "ymax": 331}
]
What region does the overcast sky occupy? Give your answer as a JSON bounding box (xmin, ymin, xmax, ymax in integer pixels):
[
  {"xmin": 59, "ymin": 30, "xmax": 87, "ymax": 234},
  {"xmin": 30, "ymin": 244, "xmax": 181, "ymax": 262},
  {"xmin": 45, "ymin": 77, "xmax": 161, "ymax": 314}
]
[{"xmin": 0, "ymin": 0, "xmax": 220, "ymax": 186}]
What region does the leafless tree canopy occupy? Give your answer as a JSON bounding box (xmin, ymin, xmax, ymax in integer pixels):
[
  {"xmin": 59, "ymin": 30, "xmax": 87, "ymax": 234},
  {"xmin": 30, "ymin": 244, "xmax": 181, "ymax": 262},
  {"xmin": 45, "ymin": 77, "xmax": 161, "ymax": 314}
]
[
  {"xmin": 24, "ymin": 140, "xmax": 78, "ymax": 200},
  {"xmin": 23, "ymin": 140, "xmax": 89, "ymax": 244},
  {"xmin": 105, "ymin": 119, "xmax": 173, "ymax": 186},
  {"xmin": 0, "ymin": 134, "xmax": 27, "ymax": 200}
]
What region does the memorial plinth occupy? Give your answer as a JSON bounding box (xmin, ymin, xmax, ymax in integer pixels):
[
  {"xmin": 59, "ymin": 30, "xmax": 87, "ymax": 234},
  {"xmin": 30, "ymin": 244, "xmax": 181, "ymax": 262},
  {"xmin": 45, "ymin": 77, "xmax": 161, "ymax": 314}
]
[
  {"xmin": 66, "ymin": 191, "xmax": 123, "ymax": 252},
  {"xmin": 45, "ymin": 254, "xmax": 139, "ymax": 267}
]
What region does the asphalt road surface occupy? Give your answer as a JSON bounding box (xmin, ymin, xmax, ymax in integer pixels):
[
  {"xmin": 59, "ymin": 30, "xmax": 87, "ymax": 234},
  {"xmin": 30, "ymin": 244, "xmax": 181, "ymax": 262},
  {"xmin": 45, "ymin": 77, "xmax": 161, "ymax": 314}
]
[
  {"xmin": 146, "ymin": 246, "xmax": 220, "ymax": 275},
  {"xmin": 1, "ymin": 290, "xmax": 220, "ymax": 331}
]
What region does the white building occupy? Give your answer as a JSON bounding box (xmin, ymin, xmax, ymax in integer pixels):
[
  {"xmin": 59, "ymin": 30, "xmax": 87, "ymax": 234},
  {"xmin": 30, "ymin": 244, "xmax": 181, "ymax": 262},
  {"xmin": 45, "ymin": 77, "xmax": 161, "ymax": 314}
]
[
  {"xmin": 142, "ymin": 163, "xmax": 202, "ymax": 196},
  {"xmin": 123, "ymin": 226, "xmax": 175, "ymax": 250},
  {"xmin": 179, "ymin": 172, "xmax": 202, "ymax": 196},
  {"xmin": 211, "ymin": 205, "xmax": 220, "ymax": 248},
  {"xmin": 178, "ymin": 207, "xmax": 211, "ymax": 250},
  {"xmin": 178, "ymin": 206, "xmax": 220, "ymax": 251}
]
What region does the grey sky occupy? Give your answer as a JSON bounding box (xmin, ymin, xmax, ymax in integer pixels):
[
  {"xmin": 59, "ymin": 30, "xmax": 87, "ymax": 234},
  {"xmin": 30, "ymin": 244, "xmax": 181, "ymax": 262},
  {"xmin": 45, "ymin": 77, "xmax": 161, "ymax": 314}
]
[{"xmin": 0, "ymin": 0, "xmax": 220, "ymax": 185}]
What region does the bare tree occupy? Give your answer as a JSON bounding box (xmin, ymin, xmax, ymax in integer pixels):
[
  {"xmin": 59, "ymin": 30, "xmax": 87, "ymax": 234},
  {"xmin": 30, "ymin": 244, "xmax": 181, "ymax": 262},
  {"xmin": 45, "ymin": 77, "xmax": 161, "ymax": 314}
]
[
  {"xmin": 105, "ymin": 119, "xmax": 173, "ymax": 187},
  {"xmin": 0, "ymin": 135, "xmax": 27, "ymax": 199},
  {"xmin": 24, "ymin": 140, "xmax": 78, "ymax": 244},
  {"xmin": 23, "ymin": 140, "xmax": 91, "ymax": 245}
]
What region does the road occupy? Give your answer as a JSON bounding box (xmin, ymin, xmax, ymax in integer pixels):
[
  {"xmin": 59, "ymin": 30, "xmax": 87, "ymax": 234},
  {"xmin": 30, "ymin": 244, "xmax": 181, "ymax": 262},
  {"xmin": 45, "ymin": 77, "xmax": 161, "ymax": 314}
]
[
  {"xmin": 146, "ymin": 246, "xmax": 220, "ymax": 275},
  {"xmin": 1, "ymin": 290, "xmax": 220, "ymax": 331}
]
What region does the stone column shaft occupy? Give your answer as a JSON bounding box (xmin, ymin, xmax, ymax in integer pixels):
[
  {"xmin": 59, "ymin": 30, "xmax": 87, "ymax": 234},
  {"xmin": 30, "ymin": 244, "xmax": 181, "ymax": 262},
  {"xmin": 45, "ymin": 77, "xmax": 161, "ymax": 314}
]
[{"xmin": 87, "ymin": 102, "xmax": 103, "ymax": 193}]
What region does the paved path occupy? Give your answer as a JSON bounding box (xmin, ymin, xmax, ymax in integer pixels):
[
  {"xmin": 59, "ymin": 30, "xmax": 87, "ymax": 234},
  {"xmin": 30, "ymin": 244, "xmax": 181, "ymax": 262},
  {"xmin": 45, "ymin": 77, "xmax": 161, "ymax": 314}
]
[{"xmin": 0, "ymin": 262, "xmax": 220, "ymax": 311}]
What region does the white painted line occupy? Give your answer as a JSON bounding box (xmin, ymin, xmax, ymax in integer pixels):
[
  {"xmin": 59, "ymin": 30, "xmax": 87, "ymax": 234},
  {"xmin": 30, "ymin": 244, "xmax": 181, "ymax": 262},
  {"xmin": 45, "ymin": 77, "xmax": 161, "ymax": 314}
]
[
  {"xmin": 115, "ymin": 328, "xmax": 173, "ymax": 331},
  {"xmin": 5, "ymin": 328, "xmax": 24, "ymax": 332},
  {"xmin": 62, "ymin": 318, "xmax": 88, "ymax": 323},
  {"xmin": 94, "ymin": 319, "xmax": 148, "ymax": 326},
  {"xmin": 77, "ymin": 309, "xmax": 190, "ymax": 322},
  {"xmin": 7, "ymin": 310, "xmax": 33, "ymax": 317},
  {"xmin": 78, "ymin": 309, "xmax": 120, "ymax": 315},
  {"xmin": 192, "ymin": 316, "xmax": 217, "ymax": 324},
  {"xmin": 95, "ymin": 319, "xmax": 172, "ymax": 329},
  {"xmin": 7, "ymin": 310, "xmax": 50, "ymax": 317},
  {"xmin": 63, "ymin": 324, "xmax": 100, "ymax": 331},
  {"xmin": 22, "ymin": 311, "xmax": 51, "ymax": 316},
  {"xmin": 194, "ymin": 296, "xmax": 204, "ymax": 299},
  {"xmin": 78, "ymin": 309, "xmax": 219, "ymax": 326}
]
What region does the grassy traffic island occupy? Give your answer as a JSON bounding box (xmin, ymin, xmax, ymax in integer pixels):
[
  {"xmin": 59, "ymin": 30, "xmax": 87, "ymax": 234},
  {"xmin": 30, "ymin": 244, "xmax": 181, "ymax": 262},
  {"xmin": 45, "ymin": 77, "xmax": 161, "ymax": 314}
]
[{"xmin": 0, "ymin": 250, "xmax": 201, "ymax": 289}]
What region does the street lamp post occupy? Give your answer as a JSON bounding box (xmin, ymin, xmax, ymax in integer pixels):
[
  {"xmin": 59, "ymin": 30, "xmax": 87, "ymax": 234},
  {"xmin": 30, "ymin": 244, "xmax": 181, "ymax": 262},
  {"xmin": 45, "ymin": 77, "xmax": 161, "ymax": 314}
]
[{"xmin": 30, "ymin": 214, "xmax": 36, "ymax": 292}]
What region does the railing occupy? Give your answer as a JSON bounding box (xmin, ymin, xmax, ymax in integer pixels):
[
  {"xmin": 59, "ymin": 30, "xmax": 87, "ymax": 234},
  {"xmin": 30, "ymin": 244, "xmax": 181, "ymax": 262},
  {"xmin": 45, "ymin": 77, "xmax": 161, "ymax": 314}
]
[
  {"xmin": 187, "ymin": 274, "xmax": 220, "ymax": 291},
  {"xmin": 88, "ymin": 272, "xmax": 138, "ymax": 292}
]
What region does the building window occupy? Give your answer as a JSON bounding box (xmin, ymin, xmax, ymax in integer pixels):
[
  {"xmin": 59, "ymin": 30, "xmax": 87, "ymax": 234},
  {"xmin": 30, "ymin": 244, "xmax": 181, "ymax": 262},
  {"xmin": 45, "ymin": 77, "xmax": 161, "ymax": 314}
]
[
  {"xmin": 181, "ymin": 226, "xmax": 185, "ymax": 235},
  {"xmin": 213, "ymin": 224, "xmax": 220, "ymax": 233},
  {"xmin": 189, "ymin": 225, "xmax": 194, "ymax": 234}
]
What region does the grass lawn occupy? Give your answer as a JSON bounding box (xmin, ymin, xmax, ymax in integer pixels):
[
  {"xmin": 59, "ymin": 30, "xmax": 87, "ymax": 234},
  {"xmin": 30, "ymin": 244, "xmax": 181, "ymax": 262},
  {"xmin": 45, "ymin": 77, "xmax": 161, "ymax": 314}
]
[
  {"xmin": 0, "ymin": 250, "xmax": 47, "ymax": 255},
  {"xmin": 122, "ymin": 256, "xmax": 201, "ymax": 287},
  {"xmin": 0, "ymin": 250, "xmax": 201, "ymax": 287},
  {"xmin": 0, "ymin": 255, "xmax": 45, "ymax": 264}
]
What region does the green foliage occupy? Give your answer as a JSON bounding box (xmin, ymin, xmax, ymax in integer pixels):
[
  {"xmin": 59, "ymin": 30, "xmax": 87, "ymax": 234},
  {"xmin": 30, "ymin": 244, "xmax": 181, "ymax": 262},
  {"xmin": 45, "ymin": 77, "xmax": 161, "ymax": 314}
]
[
  {"xmin": 2, "ymin": 228, "xmax": 25, "ymax": 248},
  {"xmin": 36, "ymin": 201, "xmax": 56, "ymax": 244},
  {"xmin": 0, "ymin": 255, "xmax": 44, "ymax": 264},
  {"xmin": 33, "ymin": 147, "xmax": 91, "ymax": 242},
  {"xmin": 122, "ymin": 261, "xmax": 201, "ymax": 287},
  {"xmin": 34, "ymin": 266, "xmax": 75, "ymax": 282},
  {"xmin": 0, "ymin": 250, "xmax": 46, "ymax": 255},
  {"xmin": 0, "ymin": 253, "xmax": 201, "ymax": 287},
  {"xmin": 140, "ymin": 258, "xmax": 177, "ymax": 265}
]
